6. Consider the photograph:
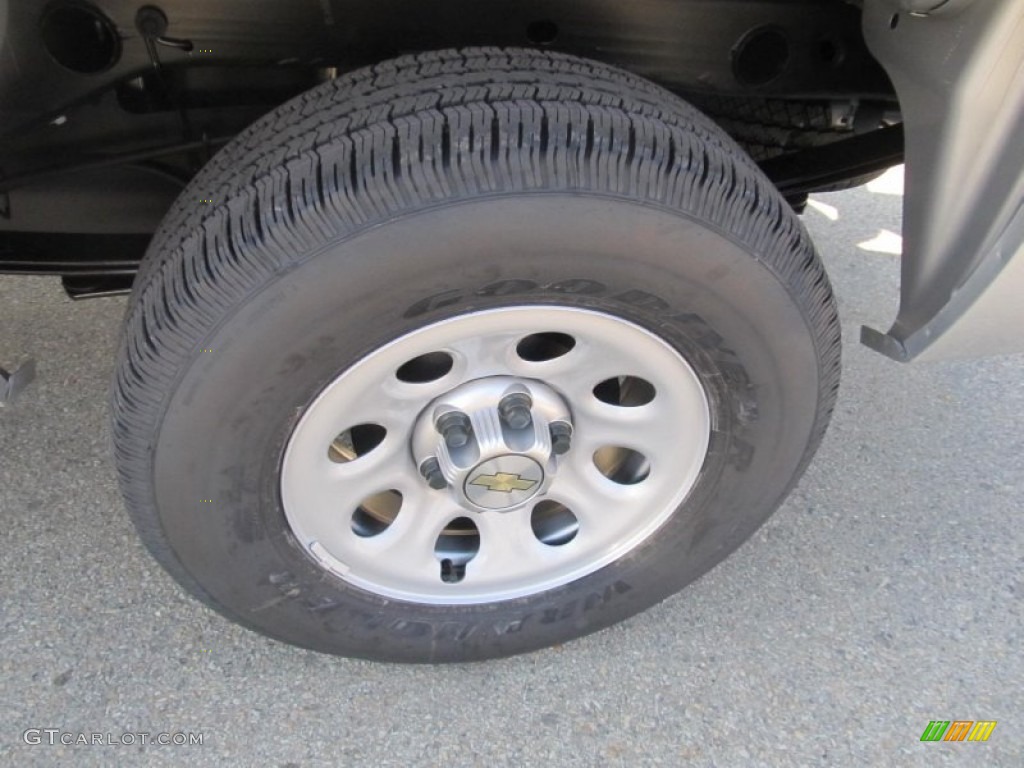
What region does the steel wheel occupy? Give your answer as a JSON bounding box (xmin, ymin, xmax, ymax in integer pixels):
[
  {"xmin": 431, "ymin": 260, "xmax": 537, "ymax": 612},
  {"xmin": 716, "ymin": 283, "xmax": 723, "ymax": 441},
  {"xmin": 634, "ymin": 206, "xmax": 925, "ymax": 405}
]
[{"xmin": 281, "ymin": 307, "xmax": 710, "ymax": 603}]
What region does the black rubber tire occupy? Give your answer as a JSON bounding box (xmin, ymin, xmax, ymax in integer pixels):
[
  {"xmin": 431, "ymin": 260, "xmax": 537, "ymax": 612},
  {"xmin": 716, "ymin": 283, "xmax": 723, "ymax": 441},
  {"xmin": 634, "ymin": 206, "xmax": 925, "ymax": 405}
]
[
  {"xmin": 682, "ymin": 93, "xmax": 884, "ymax": 191},
  {"xmin": 112, "ymin": 48, "xmax": 841, "ymax": 663},
  {"xmin": 681, "ymin": 93, "xmax": 850, "ymax": 162}
]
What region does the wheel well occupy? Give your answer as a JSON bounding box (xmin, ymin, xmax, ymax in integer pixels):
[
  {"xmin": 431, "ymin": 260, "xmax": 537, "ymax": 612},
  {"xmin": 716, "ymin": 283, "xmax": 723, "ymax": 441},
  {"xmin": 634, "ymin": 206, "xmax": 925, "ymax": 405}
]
[{"xmin": 0, "ymin": 0, "xmax": 899, "ymax": 290}]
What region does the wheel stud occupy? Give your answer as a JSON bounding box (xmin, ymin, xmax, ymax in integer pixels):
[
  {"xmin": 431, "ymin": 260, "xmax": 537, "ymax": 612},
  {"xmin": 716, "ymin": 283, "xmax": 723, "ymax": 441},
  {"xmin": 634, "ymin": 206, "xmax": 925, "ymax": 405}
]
[
  {"xmin": 419, "ymin": 457, "xmax": 447, "ymax": 489},
  {"xmin": 550, "ymin": 421, "xmax": 573, "ymax": 455},
  {"xmin": 435, "ymin": 411, "xmax": 472, "ymax": 449},
  {"xmin": 498, "ymin": 392, "xmax": 533, "ymax": 429}
]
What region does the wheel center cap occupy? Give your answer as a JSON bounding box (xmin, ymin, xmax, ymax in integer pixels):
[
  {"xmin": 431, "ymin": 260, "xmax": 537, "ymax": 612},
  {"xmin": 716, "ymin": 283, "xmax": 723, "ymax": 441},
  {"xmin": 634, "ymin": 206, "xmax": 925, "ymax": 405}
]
[
  {"xmin": 465, "ymin": 455, "xmax": 545, "ymax": 510},
  {"xmin": 411, "ymin": 376, "xmax": 573, "ymax": 513}
]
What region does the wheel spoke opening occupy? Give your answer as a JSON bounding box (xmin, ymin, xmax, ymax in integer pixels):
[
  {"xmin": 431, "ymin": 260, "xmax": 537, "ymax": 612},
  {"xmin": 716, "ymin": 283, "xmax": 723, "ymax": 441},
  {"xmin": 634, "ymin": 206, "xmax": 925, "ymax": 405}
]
[
  {"xmin": 351, "ymin": 490, "xmax": 402, "ymax": 537},
  {"xmin": 593, "ymin": 375, "xmax": 656, "ymax": 407},
  {"xmin": 328, "ymin": 423, "xmax": 387, "ymax": 463},
  {"xmin": 435, "ymin": 516, "xmax": 480, "ymax": 584},
  {"xmin": 593, "ymin": 446, "xmax": 650, "ymax": 485},
  {"xmin": 396, "ymin": 351, "xmax": 454, "ymax": 383},
  {"xmin": 531, "ymin": 500, "xmax": 579, "ymax": 546},
  {"xmin": 516, "ymin": 332, "xmax": 576, "ymax": 362}
]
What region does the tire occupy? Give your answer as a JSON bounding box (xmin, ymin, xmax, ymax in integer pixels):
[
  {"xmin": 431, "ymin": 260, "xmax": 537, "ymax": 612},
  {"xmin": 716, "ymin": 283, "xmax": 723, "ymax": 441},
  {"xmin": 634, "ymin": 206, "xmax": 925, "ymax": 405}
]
[
  {"xmin": 112, "ymin": 48, "xmax": 841, "ymax": 662},
  {"xmin": 682, "ymin": 93, "xmax": 885, "ymax": 191}
]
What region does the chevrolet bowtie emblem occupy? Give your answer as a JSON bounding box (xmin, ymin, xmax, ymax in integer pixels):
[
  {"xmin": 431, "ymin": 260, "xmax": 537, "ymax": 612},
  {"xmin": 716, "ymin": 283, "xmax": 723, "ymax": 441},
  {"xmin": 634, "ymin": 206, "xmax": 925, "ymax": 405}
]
[{"xmin": 468, "ymin": 472, "xmax": 538, "ymax": 493}]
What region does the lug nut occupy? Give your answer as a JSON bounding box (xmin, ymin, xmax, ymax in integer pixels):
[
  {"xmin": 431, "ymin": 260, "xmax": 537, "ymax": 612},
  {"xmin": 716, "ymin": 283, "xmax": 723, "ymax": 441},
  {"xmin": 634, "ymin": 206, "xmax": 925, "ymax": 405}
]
[
  {"xmin": 498, "ymin": 392, "xmax": 533, "ymax": 430},
  {"xmin": 435, "ymin": 410, "xmax": 472, "ymax": 449},
  {"xmin": 550, "ymin": 421, "xmax": 573, "ymax": 455},
  {"xmin": 419, "ymin": 457, "xmax": 447, "ymax": 489}
]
